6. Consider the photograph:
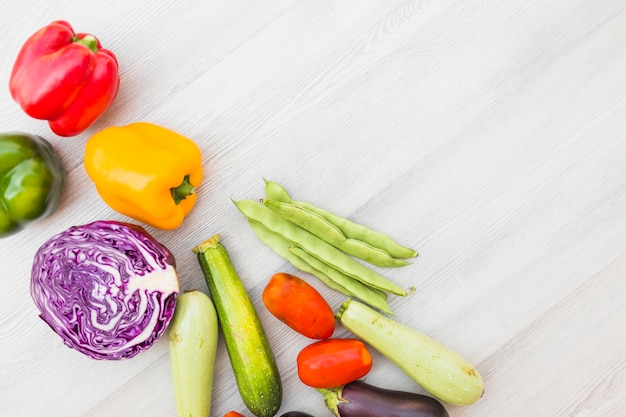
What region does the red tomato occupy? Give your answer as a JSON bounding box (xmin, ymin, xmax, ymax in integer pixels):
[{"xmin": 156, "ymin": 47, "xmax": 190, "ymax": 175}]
[
  {"xmin": 223, "ymin": 412, "xmax": 245, "ymax": 417},
  {"xmin": 262, "ymin": 272, "xmax": 335, "ymax": 339},
  {"xmin": 296, "ymin": 338, "xmax": 373, "ymax": 388}
]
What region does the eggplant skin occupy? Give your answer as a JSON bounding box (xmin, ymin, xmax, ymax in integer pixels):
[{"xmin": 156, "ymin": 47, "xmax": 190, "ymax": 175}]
[
  {"xmin": 337, "ymin": 380, "xmax": 449, "ymax": 417},
  {"xmin": 280, "ymin": 412, "xmax": 315, "ymax": 417}
]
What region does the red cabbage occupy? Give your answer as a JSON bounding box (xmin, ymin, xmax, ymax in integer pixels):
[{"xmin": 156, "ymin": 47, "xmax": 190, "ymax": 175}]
[{"xmin": 30, "ymin": 220, "xmax": 180, "ymax": 360}]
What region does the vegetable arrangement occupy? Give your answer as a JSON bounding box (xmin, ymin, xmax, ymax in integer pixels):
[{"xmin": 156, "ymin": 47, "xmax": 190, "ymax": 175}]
[
  {"xmin": 3, "ymin": 18, "xmax": 487, "ymax": 417},
  {"xmin": 245, "ymin": 218, "xmax": 391, "ymax": 313},
  {"xmin": 257, "ymin": 267, "xmax": 476, "ymax": 416}
]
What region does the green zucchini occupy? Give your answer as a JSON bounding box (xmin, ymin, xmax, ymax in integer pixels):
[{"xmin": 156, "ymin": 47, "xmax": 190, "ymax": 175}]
[
  {"xmin": 193, "ymin": 234, "xmax": 282, "ymax": 417},
  {"xmin": 337, "ymin": 299, "xmax": 484, "ymax": 406},
  {"xmin": 168, "ymin": 290, "xmax": 219, "ymax": 417}
]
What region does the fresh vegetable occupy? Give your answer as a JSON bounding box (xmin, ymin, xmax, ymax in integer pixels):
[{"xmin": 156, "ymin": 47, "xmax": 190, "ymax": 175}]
[
  {"xmin": 84, "ymin": 122, "xmax": 203, "ymax": 230},
  {"xmin": 287, "ymin": 246, "xmax": 391, "ymax": 314},
  {"xmin": 233, "ymin": 199, "xmax": 406, "ymax": 296},
  {"xmin": 30, "ymin": 220, "xmax": 179, "ymax": 360},
  {"xmin": 280, "ymin": 413, "xmax": 315, "ymax": 417},
  {"xmin": 263, "ymin": 179, "xmax": 417, "ymax": 260},
  {"xmin": 245, "ymin": 218, "xmax": 392, "ymax": 314},
  {"xmin": 9, "ymin": 20, "xmax": 119, "ymax": 136},
  {"xmin": 296, "ymin": 338, "xmax": 373, "ymax": 389},
  {"xmin": 263, "ymin": 199, "xmax": 410, "ymax": 268},
  {"xmin": 193, "ymin": 234, "xmax": 282, "ymax": 417},
  {"xmin": 262, "ymin": 272, "xmax": 335, "ymax": 339},
  {"xmin": 235, "ymin": 179, "xmax": 415, "ymax": 313},
  {"xmin": 0, "ymin": 132, "xmax": 65, "ymax": 238},
  {"xmin": 319, "ymin": 380, "xmax": 449, "ymax": 417},
  {"xmin": 169, "ymin": 290, "xmax": 219, "ymax": 417},
  {"xmin": 336, "ymin": 299, "xmax": 484, "ymax": 406},
  {"xmin": 223, "ymin": 412, "xmax": 246, "ymax": 417}
]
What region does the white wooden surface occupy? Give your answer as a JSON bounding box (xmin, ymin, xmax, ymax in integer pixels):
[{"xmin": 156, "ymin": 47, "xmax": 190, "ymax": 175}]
[{"xmin": 1, "ymin": 1, "xmax": 625, "ymax": 416}]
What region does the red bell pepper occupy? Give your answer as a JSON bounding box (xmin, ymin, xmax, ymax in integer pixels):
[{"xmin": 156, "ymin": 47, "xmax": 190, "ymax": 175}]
[{"xmin": 9, "ymin": 20, "xmax": 120, "ymax": 137}]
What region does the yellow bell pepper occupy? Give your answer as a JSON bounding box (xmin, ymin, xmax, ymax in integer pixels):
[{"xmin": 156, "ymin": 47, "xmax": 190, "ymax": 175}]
[{"xmin": 84, "ymin": 122, "xmax": 203, "ymax": 230}]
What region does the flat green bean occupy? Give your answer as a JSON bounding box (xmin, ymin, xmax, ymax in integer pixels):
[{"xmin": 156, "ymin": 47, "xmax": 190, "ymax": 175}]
[
  {"xmin": 233, "ymin": 199, "xmax": 407, "ymax": 296},
  {"xmin": 263, "ymin": 178, "xmax": 291, "ymax": 203},
  {"xmin": 288, "ymin": 246, "xmax": 392, "ymax": 314},
  {"xmin": 245, "ymin": 219, "xmax": 351, "ymax": 295},
  {"xmin": 246, "ymin": 217, "xmax": 392, "ymax": 314},
  {"xmin": 341, "ymin": 238, "xmax": 411, "ymax": 267},
  {"xmin": 296, "ymin": 200, "xmax": 417, "ymax": 259},
  {"xmin": 262, "ymin": 180, "xmax": 417, "ymax": 259},
  {"xmin": 263, "ymin": 198, "xmax": 410, "ymax": 268},
  {"xmin": 263, "ymin": 198, "xmax": 346, "ymax": 242}
]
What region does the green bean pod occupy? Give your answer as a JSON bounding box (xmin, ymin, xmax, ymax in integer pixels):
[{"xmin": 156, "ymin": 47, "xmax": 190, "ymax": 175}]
[
  {"xmin": 297, "ymin": 200, "xmax": 417, "ymax": 260},
  {"xmin": 233, "ymin": 199, "xmax": 407, "ymax": 296},
  {"xmin": 288, "ymin": 246, "xmax": 392, "ymax": 314},
  {"xmin": 263, "ymin": 178, "xmax": 291, "ymax": 203},
  {"xmin": 263, "ymin": 199, "xmax": 410, "ymax": 268},
  {"xmin": 246, "ymin": 218, "xmax": 351, "ymax": 294},
  {"xmin": 263, "ymin": 199, "xmax": 347, "ymax": 243},
  {"xmin": 263, "ymin": 180, "xmax": 417, "ymax": 259},
  {"xmin": 245, "ymin": 217, "xmax": 393, "ymax": 314}
]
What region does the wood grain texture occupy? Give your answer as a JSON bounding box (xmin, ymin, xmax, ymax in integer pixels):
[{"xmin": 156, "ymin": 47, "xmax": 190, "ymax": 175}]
[{"xmin": 0, "ymin": 0, "xmax": 624, "ymax": 416}]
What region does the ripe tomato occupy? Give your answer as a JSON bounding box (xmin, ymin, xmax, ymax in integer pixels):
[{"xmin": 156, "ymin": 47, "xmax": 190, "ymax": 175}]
[
  {"xmin": 262, "ymin": 272, "xmax": 335, "ymax": 339},
  {"xmin": 223, "ymin": 412, "xmax": 245, "ymax": 417},
  {"xmin": 296, "ymin": 338, "xmax": 373, "ymax": 388}
]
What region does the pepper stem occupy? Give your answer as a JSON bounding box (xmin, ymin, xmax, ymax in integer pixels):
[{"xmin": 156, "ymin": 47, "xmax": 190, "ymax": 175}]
[
  {"xmin": 73, "ymin": 35, "xmax": 99, "ymax": 53},
  {"xmin": 171, "ymin": 175, "xmax": 196, "ymax": 205}
]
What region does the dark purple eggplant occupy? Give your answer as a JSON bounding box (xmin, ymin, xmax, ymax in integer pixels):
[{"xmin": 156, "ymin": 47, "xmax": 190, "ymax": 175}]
[
  {"xmin": 280, "ymin": 412, "xmax": 315, "ymax": 417},
  {"xmin": 319, "ymin": 380, "xmax": 449, "ymax": 417}
]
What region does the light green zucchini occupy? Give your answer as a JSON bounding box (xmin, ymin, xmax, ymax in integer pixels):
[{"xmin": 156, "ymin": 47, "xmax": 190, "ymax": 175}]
[
  {"xmin": 337, "ymin": 299, "xmax": 484, "ymax": 406},
  {"xmin": 168, "ymin": 290, "xmax": 219, "ymax": 417}
]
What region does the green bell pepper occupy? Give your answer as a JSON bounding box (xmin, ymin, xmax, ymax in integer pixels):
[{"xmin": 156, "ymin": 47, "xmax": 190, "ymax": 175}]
[{"xmin": 0, "ymin": 132, "xmax": 65, "ymax": 237}]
